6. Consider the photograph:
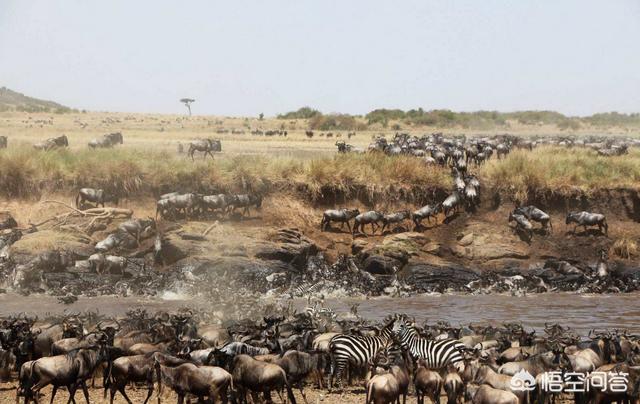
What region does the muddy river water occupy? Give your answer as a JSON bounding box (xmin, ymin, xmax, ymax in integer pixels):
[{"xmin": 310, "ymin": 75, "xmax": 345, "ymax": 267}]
[{"xmin": 2, "ymin": 292, "xmax": 638, "ymax": 334}]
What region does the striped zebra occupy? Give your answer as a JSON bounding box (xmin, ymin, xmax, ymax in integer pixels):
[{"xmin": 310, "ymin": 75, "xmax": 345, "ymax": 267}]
[
  {"xmin": 328, "ymin": 318, "xmax": 398, "ymax": 389},
  {"xmin": 392, "ymin": 318, "xmax": 466, "ymax": 372}
]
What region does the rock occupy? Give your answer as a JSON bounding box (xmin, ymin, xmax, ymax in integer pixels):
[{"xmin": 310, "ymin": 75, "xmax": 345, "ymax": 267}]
[
  {"xmin": 179, "ymin": 256, "xmax": 296, "ymax": 293},
  {"xmin": 0, "ymin": 212, "xmax": 17, "ymax": 231},
  {"xmin": 180, "ymin": 232, "xmax": 207, "ymax": 241},
  {"xmin": 422, "ymin": 241, "xmax": 442, "ymax": 255},
  {"xmin": 254, "ymin": 228, "xmax": 318, "ymax": 270},
  {"xmin": 458, "ymin": 232, "xmax": 474, "ymax": 246},
  {"xmin": 362, "ymin": 255, "xmax": 402, "ymax": 275},
  {"xmin": 450, "ymin": 234, "xmax": 529, "ymax": 261},
  {"xmin": 351, "ymin": 239, "xmax": 368, "ymax": 255},
  {"xmin": 10, "ymin": 230, "xmax": 94, "ymax": 263},
  {"xmin": 155, "ymin": 233, "xmax": 196, "ymax": 265},
  {"xmin": 400, "ymin": 262, "xmax": 480, "ymax": 292}
]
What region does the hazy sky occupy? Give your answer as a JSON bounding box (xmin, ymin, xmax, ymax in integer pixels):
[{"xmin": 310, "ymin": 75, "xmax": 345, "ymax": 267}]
[{"xmin": 1, "ymin": 1, "xmax": 639, "ymax": 116}]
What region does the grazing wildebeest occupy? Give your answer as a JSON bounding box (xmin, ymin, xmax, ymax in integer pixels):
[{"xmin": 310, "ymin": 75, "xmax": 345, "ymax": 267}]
[
  {"xmin": 566, "ymin": 211, "xmax": 608, "ymax": 235},
  {"xmin": 508, "ymin": 212, "xmax": 533, "ymax": 241},
  {"xmin": 188, "ymin": 138, "xmax": 221, "ymax": 160},
  {"xmin": 320, "ymin": 208, "xmax": 360, "ymax": 232},
  {"xmin": 33, "ymin": 135, "xmax": 69, "ymax": 151},
  {"xmin": 0, "ymin": 135, "xmax": 7, "ymax": 149},
  {"xmin": 515, "ymin": 206, "xmax": 552, "ymax": 232},
  {"xmin": 412, "ymin": 204, "xmax": 442, "ymax": 228},
  {"xmin": 231, "ymin": 194, "xmax": 262, "ymax": 218},
  {"xmin": 381, "ymin": 211, "xmax": 411, "ymax": 233},
  {"xmin": 353, "ymin": 211, "xmax": 385, "ymax": 235},
  {"xmin": 75, "ymin": 188, "xmax": 119, "ymax": 208},
  {"xmin": 88, "ymin": 132, "xmax": 123, "ymax": 148}
]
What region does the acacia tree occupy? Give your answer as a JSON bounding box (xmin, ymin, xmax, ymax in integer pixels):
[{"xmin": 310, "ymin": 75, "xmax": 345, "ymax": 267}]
[{"xmin": 180, "ymin": 98, "xmax": 195, "ymax": 116}]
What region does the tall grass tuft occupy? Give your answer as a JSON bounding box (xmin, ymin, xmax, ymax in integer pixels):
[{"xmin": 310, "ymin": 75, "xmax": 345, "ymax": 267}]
[
  {"xmin": 0, "ymin": 146, "xmax": 452, "ymax": 200},
  {"xmin": 481, "ymin": 146, "xmax": 640, "ymax": 200}
]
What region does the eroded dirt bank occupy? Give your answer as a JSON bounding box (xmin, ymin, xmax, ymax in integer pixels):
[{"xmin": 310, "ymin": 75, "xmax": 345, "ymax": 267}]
[{"xmin": 0, "ymin": 188, "xmax": 639, "ymax": 299}]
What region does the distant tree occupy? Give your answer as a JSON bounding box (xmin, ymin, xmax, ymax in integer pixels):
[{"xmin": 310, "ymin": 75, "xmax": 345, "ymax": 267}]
[
  {"xmin": 259, "ymin": 113, "xmax": 264, "ymax": 121},
  {"xmin": 180, "ymin": 98, "xmax": 195, "ymax": 116}
]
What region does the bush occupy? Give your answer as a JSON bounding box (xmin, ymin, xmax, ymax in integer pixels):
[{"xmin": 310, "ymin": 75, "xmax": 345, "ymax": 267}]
[
  {"xmin": 277, "ymin": 107, "xmax": 322, "ymax": 120},
  {"xmin": 308, "ymin": 114, "xmax": 363, "ymax": 131}
]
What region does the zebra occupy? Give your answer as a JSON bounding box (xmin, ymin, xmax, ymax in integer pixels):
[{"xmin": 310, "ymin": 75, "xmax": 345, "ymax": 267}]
[
  {"xmin": 328, "ymin": 317, "xmax": 398, "ymax": 389},
  {"xmin": 391, "ymin": 317, "xmax": 466, "ymax": 372}
]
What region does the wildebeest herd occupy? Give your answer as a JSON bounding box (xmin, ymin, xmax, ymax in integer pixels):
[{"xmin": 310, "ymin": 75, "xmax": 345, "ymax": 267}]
[
  {"xmin": 0, "ymin": 133, "xmax": 225, "ymax": 160},
  {"xmin": 155, "ymin": 192, "xmax": 262, "ymax": 220},
  {"xmin": 1, "ymin": 306, "xmax": 640, "ymax": 404},
  {"xmin": 335, "ymin": 132, "xmax": 637, "ymax": 163},
  {"xmin": 326, "ymin": 132, "xmax": 614, "ymax": 241}
]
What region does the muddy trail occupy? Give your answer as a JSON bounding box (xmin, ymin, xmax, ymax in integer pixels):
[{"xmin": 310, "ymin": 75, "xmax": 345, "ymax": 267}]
[{"xmin": 0, "ymin": 187, "xmax": 639, "ymax": 302}]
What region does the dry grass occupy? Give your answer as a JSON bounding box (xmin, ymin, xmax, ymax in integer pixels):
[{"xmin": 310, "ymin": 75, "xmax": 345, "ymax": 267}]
[
  {"xmin": 2, "ymin": 111, "xmax": 640, "ymax": 204},
  {"xmin": 0, "ymin": 144, "xmax": 451, "ymax": 201},
  {"xmin": 611, "ymin": 234, "xmax": 639, "ymax": 259},
  {"xmin": 481, "ymin": 146, "xmax": 640, "ymax": 201}
]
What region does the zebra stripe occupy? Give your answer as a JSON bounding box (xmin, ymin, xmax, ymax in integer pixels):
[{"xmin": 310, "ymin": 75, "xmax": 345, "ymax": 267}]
[
  {"xmin": 396, "ymin": 323, "xmax": 465, "ymax": 370},
  {"xmin": 329, "ymin": 325, "xmax": 395, "ymax": 388}
]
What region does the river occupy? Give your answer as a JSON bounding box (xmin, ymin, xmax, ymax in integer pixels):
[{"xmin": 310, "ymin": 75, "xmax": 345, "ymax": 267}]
[{"xmin": 1, "ymin": 292, "xmax": 637, "ymax": 334}]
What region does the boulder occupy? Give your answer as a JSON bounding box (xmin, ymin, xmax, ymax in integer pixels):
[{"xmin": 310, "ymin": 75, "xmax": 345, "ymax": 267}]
[
  {"xmin": 255, "ymin": 228, "xmax": 318, "ymax": 270},
  {"xmin": 400, "ymin": 261, "xmax": 480, "ymax": 292},
  {"xmin": 362, "ymin": 255, "xmax": 402, "ymax": 275},
  {"xmin": 450, "ymin": 233, "xmax": 529, "ymax": 261}
]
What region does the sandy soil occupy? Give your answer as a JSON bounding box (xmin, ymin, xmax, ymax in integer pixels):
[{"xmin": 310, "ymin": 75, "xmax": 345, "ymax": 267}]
[{"xmin": 0, "ymin": 380, "xmax": 578, "ymax": 404}]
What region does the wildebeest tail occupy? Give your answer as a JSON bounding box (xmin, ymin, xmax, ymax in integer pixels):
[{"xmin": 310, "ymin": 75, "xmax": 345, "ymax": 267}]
[
  {"xmin": 284, "ymin": 373, "xmax": 297, "ymax": 404},
  {"xmin": 102, "ymin": 360, "xmax": 113, "ymax": 399}
]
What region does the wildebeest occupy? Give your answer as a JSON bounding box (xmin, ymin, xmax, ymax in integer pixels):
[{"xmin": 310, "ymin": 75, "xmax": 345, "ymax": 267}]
[
  {"xmin": 88, "ymin": 132, "xmax": 123, "ymax": 148},
  {"xmin": 320, "ymin": 208, "xmax": 360, "ymax": 232},
  {"xmin": 412, "ymin": 204, "xmax": 442, "ymax": 228},
  {"xmin": 496, "ymin": 144, "xmax": 510, "ymax": 159},
  {"xmin": 118, "ymin": 218, "xmax": 155, "ymax": 245},
  {"xmin": 444, "ymin": 366, "xmax": 465, "ymax": 404},
  {"xmin": 443, "ymin": 192, "xmax": 463, "ymax": 217},
  {"xmin": 414, "ymin": 361, "xmax": 443, "ymax": 404},
  {"xmin": 230, "ymin": 194, "xmax": 262, "ymax": 218},
  {"xmin": 22, "ymin": 346, "xmax": 108, "ymax": 404},
  {"xmin": 381, "ymin": 211, "xmax": 411, "ymax": 233},
  {"xmin": 515, "ymin": 206, "xmax": 552, "ymax": 232},
  {"xmin": 366, "ymin": 372, "xmax": 401, "ymax": 404},
  {"xmin": 87, "ymin": 253, "xmax": 128, "ymax": 275},
  {"xmin": 188, "ymin": 138, "xmax": 221, "ymax": 160},
  {"xmin": 33, "ymin": 135, "xmax": 69, "ymax": 151},
  {"xmin": 566, "ymin": 211, "xmax": 608, "ymax": 235},
  {"xmin": 156, "ymin": 193, "xmax": 203, "ymax": 220},
  {"xmin": 353, "ymin": 211, "xmax": 385, "ymax": 235},
  {"xmin": 0, "ymin": 135, "xmax": 7, "ymax": 149},
  {"xmin": 230, "ymin": 354, "xmax": 297, "ymax": 404},
  {"xmin": 201, "ymin": 194, "xmax": 235, "ymax": 216},
  {"xmin": 468, "ymin": 384, "xmax": 519, "ymax": 404},
  {"xmin": 156, "ymin": 362, "xmax": 233, "ymax": 404},
  {"xmin": 75, "ymin": 188, "xmax": 119, "ymax": 208},
  {"xmin": 508, "ymin": 212, "xmax": 533, "ymax": 241}
]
